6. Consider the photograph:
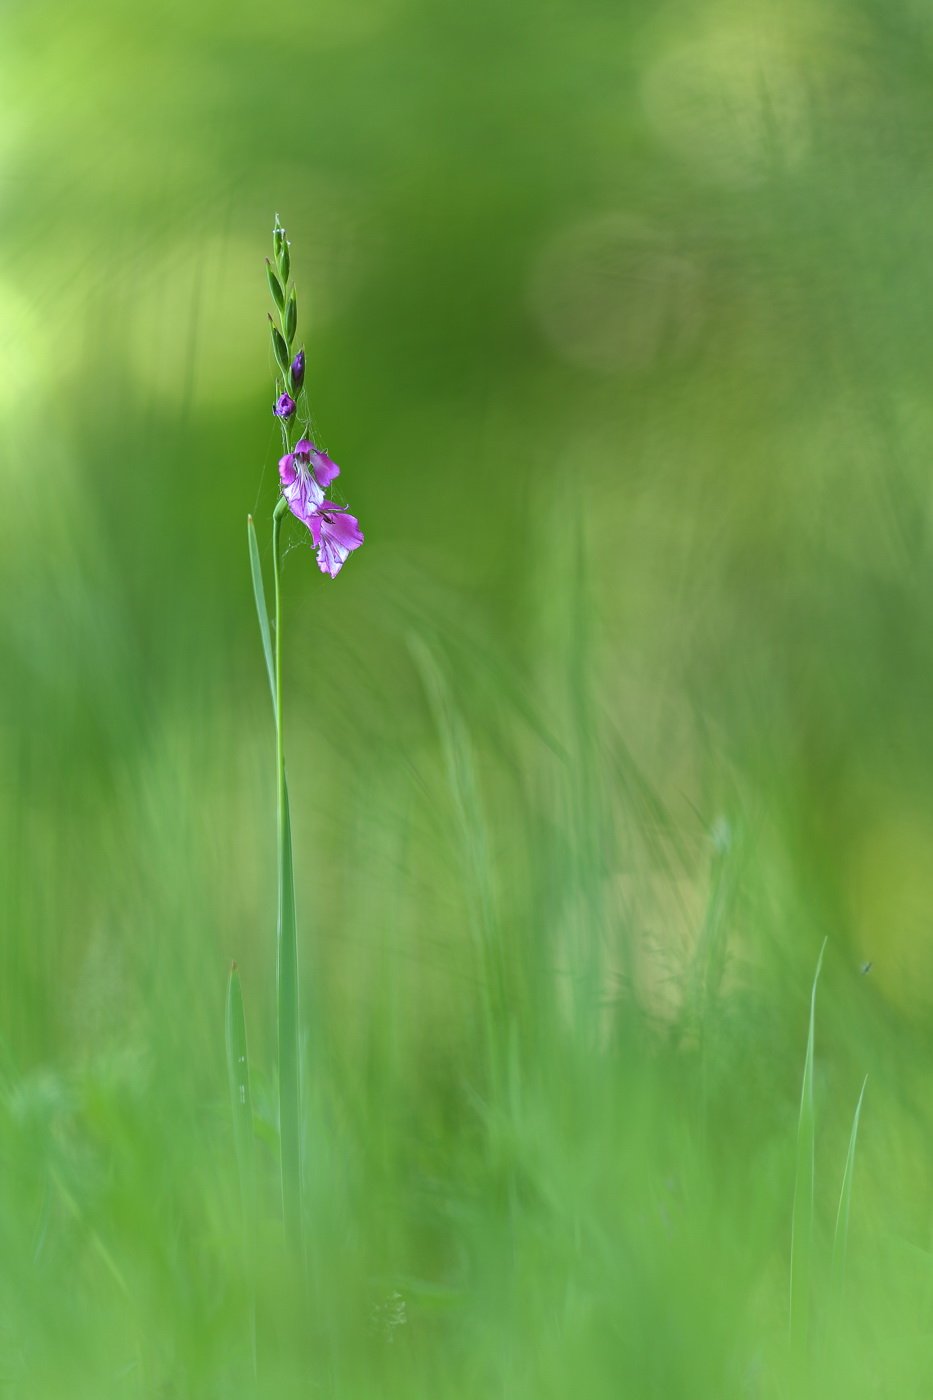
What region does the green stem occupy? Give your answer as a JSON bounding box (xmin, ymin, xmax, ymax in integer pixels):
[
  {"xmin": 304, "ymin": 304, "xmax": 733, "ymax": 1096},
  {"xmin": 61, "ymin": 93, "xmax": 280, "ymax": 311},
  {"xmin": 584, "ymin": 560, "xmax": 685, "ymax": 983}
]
[{"xmin": 272, "ymin": 497, "xmax": 302, "ymax": 1250}]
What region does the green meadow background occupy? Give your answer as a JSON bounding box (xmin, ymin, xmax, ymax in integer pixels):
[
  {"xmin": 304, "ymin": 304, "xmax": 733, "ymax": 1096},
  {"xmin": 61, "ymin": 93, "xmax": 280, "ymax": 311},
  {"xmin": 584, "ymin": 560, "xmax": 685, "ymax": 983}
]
[{"xmin": 4, "ymin": 0, "xmax": 933, "ymax": 1394}]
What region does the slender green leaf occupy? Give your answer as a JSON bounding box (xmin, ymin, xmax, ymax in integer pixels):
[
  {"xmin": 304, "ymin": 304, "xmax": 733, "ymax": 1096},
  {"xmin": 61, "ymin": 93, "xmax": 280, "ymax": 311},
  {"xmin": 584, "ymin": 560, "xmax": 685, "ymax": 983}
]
[
  {"xmin": 51, "ymin": 1166, "xmax": 130, "ymax": 1299},
  {"xmin": 270, "ymin": 323, "xmax": 291, "ymax": 377},
  {"xmin": 285, "ymin": 289, "xmax": 297, "ymax": 345},
  {"xmin": 266, "ymin": 260, "xmax": 285, "ymax": 312},
  {"xmin": 277, "ymin": 237, "xmax": 290, "ymax": 286},
  {"xmin": 225, "ymin": 961, "xmax": 255, "ymax": 1207},
  {"xmin": 225, "ymin": 963, "xmax": 258, "ymax": 1382},
  {"xmin": 271, "ymin": 508, "xmax": 303, "ymax": 1255},
  {"xmin": 251, "ymin": 508, "xmax": 301, "ymax": 1246},
  {"xmin": 278, "ymin": 792, "xmax": 301, "ymax": 1242},
  {"xmin": 832, "ymin": 1075, "xmax": 868, "ymax": 1298},
  {"xmin": 248, "ymin": 509, "xmax": 295, "ymax": 839},
  {"xmin": 247, "ymin": 515, "xmax": 275, "ymax": 706},
  {"xmin": 408, "ymin": 633, "xmax": 502, "ymax": 1087},
  {"xmin": 790, "ymin": 937, "xmax": 827, "ymax": 1351}
]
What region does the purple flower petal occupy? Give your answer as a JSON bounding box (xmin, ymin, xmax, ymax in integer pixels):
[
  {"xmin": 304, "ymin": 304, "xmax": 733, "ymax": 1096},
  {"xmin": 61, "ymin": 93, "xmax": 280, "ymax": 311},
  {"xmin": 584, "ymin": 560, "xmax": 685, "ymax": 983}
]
[
  {"xmin": 273, "ymin": 393, "xmax": 296, "ymax": 419},
  {"xmin": 310, "ymin": 449, "xmax": 340, "ymax": 489},
  {"xmin": 309, "ymin": 509, "xmax": 364, "ymax": 577},
  {"xmin": 323, "ymin": 511, "xmax": 363, "ymax": 551},
  {"xmin": 291, "ymin": 439, "xmax": 341, "ymax": 490},
  {"xmin": 279, "ymin": 452, "xmax": 324, "ymax": 526}
]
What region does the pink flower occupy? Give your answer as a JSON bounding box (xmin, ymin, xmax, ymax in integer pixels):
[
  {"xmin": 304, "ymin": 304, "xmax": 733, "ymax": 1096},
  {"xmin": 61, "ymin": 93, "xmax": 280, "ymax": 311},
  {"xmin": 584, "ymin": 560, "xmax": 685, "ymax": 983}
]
[
  {"xmin": 310, "ymin": 507, "xmax": 364, "ymax": 578},
  {"xmin": 277, "ymin": 439, "xmax": 340, "ymax": 522},
  {"xmin": 277, "ymin": 439, "xmax": 364, "ymax": 576}
]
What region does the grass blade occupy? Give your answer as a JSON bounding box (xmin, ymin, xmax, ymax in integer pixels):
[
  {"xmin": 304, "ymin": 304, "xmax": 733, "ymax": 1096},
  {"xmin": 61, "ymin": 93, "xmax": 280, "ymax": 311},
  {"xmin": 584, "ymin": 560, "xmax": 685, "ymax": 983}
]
[
  {"xmin": 790, "ymin": 937, "xmax": 827, "ymax": 1352},
  {"xmin": 832, "ymin": 1075, "xmax": 868, "ymax": 1299},
  {"xmin": 247, "ymin": 514, "xmax": 275, "ymax": 707},
  {"xmin": 271, "ymin": 505, "xmax": 302, "ymax": 1254},
  {"xmin": 251, "ymin": 506, "xmax": 302, "ymax": 1247},
  {"xmin": 225, "ymin": 961, "xmax": 258, "ymax": 1380},
  {"xmin": 277, "ymin": 791, "xmax": 301, "ymax": 1243},
  {"xmin": 225, "ymin": 961, "xmax": 255, "ymax": 1209},
  {"xmin": 408, "ymin": 633, "xmax": 502, "ymax": 1085}
]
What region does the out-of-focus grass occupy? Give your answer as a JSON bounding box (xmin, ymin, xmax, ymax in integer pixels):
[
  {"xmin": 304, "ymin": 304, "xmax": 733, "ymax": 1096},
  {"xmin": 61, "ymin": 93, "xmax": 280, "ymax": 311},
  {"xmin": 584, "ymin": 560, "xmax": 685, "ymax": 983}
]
[{"xmin": 3, "ymin": 0, "xmax": 933, "ymax": 1394}]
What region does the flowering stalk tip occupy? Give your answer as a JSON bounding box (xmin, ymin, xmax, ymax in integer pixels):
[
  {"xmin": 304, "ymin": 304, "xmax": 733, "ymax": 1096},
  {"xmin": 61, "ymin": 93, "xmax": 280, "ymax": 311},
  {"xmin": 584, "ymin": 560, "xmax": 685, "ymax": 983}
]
[
  {"xmin": 273, "ymin": 213, "xmax": 289, "ymax": 275},
  {"xmin": 265, "ymin": 218, "xmax": 364, "ymax": 578},
  {"xmin": 277, "ymin": 237, "xmax": 290, "ymax": 287},
  {"xmin": 275, "ymin": 437, "xmax": 363, "ymax": 577}
]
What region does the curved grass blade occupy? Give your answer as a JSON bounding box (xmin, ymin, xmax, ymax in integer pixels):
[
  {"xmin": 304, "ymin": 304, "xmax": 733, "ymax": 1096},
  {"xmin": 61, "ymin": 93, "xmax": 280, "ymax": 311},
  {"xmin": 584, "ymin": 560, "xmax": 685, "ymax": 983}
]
[
  {"xmin": 832, "ymin": 1075, "xmax": 868, "ymax": 1299},
  {"xmin": 271, "ymin": 507, "xmax": 302, "ymax": 1255},
  {"xmin": 225, "ymin": 961, "xmax": 255, "ymax": 1209},
  {"xmin": 277, "ymin": 793, "xmax": 301, "ymax": 1244},
  {"xmin": 249, "ymin": 508, "xmax": 302, "ymax": 1249},
  {"xmin": 247, "ymin": 515, "xmax": 275, "ymax": 707},
  {"xmin": 248, "ymin": 513, "xmax": 293, "ymax": 833},
  {"xmin": 225, "ymin": 962, "xmax": 258, "ymax": 1379},
  {"xmin": 790, "ymin": 937, "xmax": 827, "ymax": 1352},
  {"xmin": 407, "ymin": 633, "xmax": 501, "ymax": 1087},
  {"xmin": 51, "ymin": 1165, "xmax": 130, "ymax": 1299}
]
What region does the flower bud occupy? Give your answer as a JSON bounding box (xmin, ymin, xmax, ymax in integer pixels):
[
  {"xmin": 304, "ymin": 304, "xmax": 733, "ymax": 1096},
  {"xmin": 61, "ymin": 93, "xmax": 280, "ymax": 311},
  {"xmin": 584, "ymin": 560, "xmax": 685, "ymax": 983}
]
[
  {"xmin": 277, "ymin": 237, "xmax": 290, "ymax": 287},
  {"xmin": 289, "ymin": 348, "xmax": 305, "ymax": 395},
  {"xmin": 285, "ymin": 289, "xmax": 297, "ymax": 344},
  {"xmin": 266, "ymin": 259, "xmax": 285, "ymax": 313},
  {"xmin": 273, "ymin": 393, "xmax": 296, "ymax": 420},
  {"xmin": 270, "ymin": 320, "xmax": 291, "ymax": 377}
]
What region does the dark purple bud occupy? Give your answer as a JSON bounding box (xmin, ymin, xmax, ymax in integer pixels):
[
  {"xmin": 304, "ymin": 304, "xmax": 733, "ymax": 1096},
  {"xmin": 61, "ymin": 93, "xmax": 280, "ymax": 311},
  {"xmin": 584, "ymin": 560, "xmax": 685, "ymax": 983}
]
[
  {"xmin": 290, "ymin": 349, "xmax": 305, "ymax": 394},
  {"xmin": 274, "ymin": 393, "xmax": 296, "ymax": 420}
]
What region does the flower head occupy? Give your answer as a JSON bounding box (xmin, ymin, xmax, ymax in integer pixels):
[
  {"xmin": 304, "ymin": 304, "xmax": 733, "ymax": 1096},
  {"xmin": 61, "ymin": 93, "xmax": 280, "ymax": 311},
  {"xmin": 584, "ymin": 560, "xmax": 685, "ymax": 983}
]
[
  {"xmin": 296, "ymin": 439, "xmax": 339, "ymax": 488},
  {"xmin": 277, "ymin": 439, "xmax": 362, "ymax": 576},
  {"xmin": 278, "ymin": 439, "xmax": 340, "ymax": 523},
  {"xmin": 265, "ymin": 219, "xmax": 365, "ymax": 580},
  {"xmin": 310, "ymin": 507, "xmax": 364, "ymax": 578}
]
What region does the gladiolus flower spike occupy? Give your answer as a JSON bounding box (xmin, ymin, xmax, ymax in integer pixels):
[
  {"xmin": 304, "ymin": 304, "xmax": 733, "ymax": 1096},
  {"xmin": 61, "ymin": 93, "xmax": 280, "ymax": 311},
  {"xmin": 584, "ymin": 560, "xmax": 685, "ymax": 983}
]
[
  {"xmin": 245, "ymin": 213, "xmax": 369, "ymax": 1269},
  {"xmin": 266, "ymin": 217, "xmax": 363, "ymax": 578},
  {"xmin": 277, "ymin": 440, "xmax": 363, "ymax": 578}
]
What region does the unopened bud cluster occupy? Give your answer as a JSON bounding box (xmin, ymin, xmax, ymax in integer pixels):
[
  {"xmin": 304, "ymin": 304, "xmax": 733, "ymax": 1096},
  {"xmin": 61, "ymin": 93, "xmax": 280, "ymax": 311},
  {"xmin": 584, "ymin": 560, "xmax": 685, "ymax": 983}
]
[{"xmin": 268, "ymin": 215, "xmax": 305, "ymax": 424}]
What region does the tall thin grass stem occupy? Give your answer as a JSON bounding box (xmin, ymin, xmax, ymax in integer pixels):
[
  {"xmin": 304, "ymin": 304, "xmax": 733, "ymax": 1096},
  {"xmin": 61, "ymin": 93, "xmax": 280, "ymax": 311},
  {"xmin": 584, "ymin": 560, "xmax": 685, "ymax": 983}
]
[
  {"xmin": 272, "ymin": 499, "xmax": 302, "ymax": 1250},
  {"xmin": 225, "ymin": 961, "xmax": 255, "ymax": 1211},
  {"xmin": 225, "ymin": 961, "xmax": 257, "ymax": 1378},
  {"xmin": 789, "ymin": 937, "xmax": 827, "ymax": 1353},
  {"xmin": 247, "ymin": 515, "xmax": 275, "ymax": 705},
  {"xmin": 832, "ymin": 1075, "xmax": 868, "ymax": 1300},
  {"xmin": 408, "ymin": 634, "xmax": 502, "ymax": 1091}
]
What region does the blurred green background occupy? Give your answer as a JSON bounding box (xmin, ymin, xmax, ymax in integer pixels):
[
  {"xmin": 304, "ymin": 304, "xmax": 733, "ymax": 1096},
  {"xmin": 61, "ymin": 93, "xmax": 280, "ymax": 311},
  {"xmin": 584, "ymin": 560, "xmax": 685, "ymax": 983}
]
[{"xmin": 4, "ymin": 0, "xmax": 933, "ymax": 1394}]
